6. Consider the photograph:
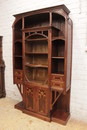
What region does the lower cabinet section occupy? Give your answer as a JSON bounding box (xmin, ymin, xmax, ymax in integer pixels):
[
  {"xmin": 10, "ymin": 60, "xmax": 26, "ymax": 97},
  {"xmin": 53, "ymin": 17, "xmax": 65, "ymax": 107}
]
[
  {"xmin": 15, "ymin": 83, "xmax": 70, "ymax": 124},
  {"xmin": 25, "ymin": 83, "xmax": 50, "ymax": 116}
]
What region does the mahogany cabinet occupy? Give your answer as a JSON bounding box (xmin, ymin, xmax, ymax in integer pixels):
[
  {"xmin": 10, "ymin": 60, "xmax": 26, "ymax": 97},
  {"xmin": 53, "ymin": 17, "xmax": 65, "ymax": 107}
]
[
  {"xmin": 12, "ymin": 4, "xmax": 73, "ymax": 125},
  {"xmin": 0, "ymin": 36, "xmax": 6, "ymax": 98}
]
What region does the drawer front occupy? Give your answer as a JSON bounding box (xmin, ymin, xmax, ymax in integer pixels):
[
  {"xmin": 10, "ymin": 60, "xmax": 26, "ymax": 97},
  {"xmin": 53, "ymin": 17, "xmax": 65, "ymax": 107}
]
[
  {"xmin": 51, "ymin": 80, "xmax": 64, "ymax": 88},
  {"xmin": 15, "ymin": 76, "xmax": 23, "ymax": 84},
  {"xmin": 51, "ymin": 74, "xmax": 64, "ymax": 82},
  {"xmin": 15, "ymin": 70, "xmax": 23, "ymax": 77}
]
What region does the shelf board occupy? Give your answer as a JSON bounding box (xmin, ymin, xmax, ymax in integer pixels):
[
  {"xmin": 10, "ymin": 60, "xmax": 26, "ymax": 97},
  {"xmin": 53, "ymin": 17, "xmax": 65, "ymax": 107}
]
[
  {"xmin": 52, "ymin": 36, "xmax": 65, "ymax": 41},
  {"xmin": 51, "ymin": 72, "xmax": 64, "ymax": 75},
  {"xmin": 25, "ymin": 52, "xmax": 48, "ymax": 55},
  {"xmin": 14, "ymin": 39, "xmax": 22, "ymax": 43},
  {"xmin": 51, "ymin": 73, "xmax": 64, "ymax": 76},
  {"xmin": 25, "ymin": 63, "xmax": 48, "ymax": 68},
  {"xmin": 22, "ymin": 26, "xmax": 51, "ymax": 32},
  {"xmin": 22, "ymin": 25, "xmax": 60, "ymax": 32},
  {"xmin": 52, "ymin": 57, "xmax": 64, "ymax": 59},
  {"xmin": 25, "ymin": 37, "xmax": 48, "ymax": 41},
  {"xmin": 14, "ymin": 55, "xmax": 22, "ymax": 58},
  {"xmin": 51, "ymin": 86, "xmax": 64, "ymax": 92}
]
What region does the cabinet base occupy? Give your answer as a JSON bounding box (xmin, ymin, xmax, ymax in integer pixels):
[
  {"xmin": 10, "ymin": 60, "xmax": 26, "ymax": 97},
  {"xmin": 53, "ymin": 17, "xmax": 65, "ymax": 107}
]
[
  {"xmin": 15, "ymin": 101, "xmax": 24, "ymax": 111},
  {"xmin": 15, "ymin": 101, "xmax": 70, "ymax": 125},
  {"xmin": 51, "ymin": 109, "xmax": 70, "ymax": 125},
  {"xmin": 15, "ymin": 101, "xmax": 50, "ymax": 122}
]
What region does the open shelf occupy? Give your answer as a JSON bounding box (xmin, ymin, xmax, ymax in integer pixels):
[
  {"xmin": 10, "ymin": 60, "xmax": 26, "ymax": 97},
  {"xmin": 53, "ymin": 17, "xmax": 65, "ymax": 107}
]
[
  {"xmin": 52, "ymin": 36, "xmax": 65, "ymax": 41},
  {"xmin": 52, "ymin": 57, "xmax": 64, "ymax": 59},
  {"xmin": 14, "ymin": 29, "xmax": 22, "ymax": 41},
  {"xmin": 14, "ymin": 55, "xmax": 22, "ymax": 57},
  {"xmin": 14, "ymin": 39, "xmax": 22, "ymax": 43},
  {"xmin": 15, "ymin": 57, "xmax": 23, "ymax": 70},
  {"xmin": 26, "ymin": 37, "xmax": 48, "ymax": 41},
  {"xmin": 51, "ymin": 59, "xmax": 64, "ymax": 74},
  {"xmin": 25, "ymin": 67, "xmax": 48, "ymax": 85},
  {"xmin": 25, "ymin": 63, "xmax": 48, "ymax": 68},
  {"xmin": 51, "ymin": 73, "xmax": 64, "ymax": 77},
  {"xmin": 25, "ymin": 52, "xmax": 48, "ymax": 55},
  {"xmin": 25, "ymin": 33, "xmax": 48, "ymax": 83},
  {"xmin": 52, "ymin": 40, "xmax": 65, "ymax": 57},
  {"xmin": 51, "ymin": 86, "xmax": 64, "ymax": 92},
  {"xmin": 25, "ymin": 40, "xmax": 48, "ymax": 54},
  {"xmin": 52, "ymin": 13, "xmax": 65, "ymax": 37},
  {"xmin": 25, "ymin": 55, "xmax": 48, "ymax": 66},
  {"xmin": 15, "ymin": 41, "xmax": 22, "ymax": 56},
  {"xmin": 24, "ymin": 13, "xmax": 49, "ymax": 28},
  {"xmin": 14, "ymin": 40, "xmax": 23, "ymax": 70}
]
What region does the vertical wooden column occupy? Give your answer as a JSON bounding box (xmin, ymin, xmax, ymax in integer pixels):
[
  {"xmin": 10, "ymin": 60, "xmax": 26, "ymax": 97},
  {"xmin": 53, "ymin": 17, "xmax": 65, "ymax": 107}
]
[
  {"xmin": 48, "ymin": 12, "xmax": 52, "ymax": 112},
  {"xmin": 48, "ymin": 12, "xmax": 52, "ymax": 87}
]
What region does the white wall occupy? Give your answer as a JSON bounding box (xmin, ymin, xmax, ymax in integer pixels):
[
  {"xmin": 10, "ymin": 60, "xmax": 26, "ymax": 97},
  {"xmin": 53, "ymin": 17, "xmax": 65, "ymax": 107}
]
[{"xmin": 0, "ymin": 0, "xmax": 87, "ymax": 123}]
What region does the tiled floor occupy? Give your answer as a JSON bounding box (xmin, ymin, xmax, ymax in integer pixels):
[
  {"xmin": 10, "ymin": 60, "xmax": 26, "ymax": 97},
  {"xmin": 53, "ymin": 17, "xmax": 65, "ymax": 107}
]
[{"xmin": 0, "ymin": 97, "xmax": 87, "ymax": 130}]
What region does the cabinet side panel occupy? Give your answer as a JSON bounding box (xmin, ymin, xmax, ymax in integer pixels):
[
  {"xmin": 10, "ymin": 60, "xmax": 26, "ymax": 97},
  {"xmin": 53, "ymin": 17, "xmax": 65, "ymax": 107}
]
[{"xmin": 66, "ymin": 20, "xmax": 72, "ymax": 90}]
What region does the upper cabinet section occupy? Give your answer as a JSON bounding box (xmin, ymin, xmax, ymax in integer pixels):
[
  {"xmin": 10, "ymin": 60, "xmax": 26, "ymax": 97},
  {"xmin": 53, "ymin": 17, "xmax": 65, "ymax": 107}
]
[{"xmin": 13, "ymin": 4, "xmax": 70, "ymax": 30}]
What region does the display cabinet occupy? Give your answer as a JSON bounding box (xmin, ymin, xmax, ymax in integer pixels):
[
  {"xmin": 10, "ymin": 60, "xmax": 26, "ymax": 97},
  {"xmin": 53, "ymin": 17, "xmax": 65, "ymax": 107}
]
[
  {"xmin": 0, "ymin": 36, "xmax": 6, "ymax": 98},
  {"xmin": 12, "ymin": 4, "xmax": 73, "ymax": 125}
]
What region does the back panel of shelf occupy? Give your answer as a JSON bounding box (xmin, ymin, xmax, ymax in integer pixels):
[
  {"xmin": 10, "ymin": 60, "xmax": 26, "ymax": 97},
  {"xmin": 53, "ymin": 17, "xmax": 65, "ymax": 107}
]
[
  {"xmin": 51, "ymin": 59, "xmax": 64, "ymax": 74},
  {"xmin": 15, "ymin": 41, "xmax": 22, "ymax": 56},
  {"xmin": 15, "ymin": 57, "xmax": 23, "ymax": 69},
  {"xmin": 52, "ymin": 40, "xmax": 65, "ymax": 57},
  {"xmin": 52, "ymin": 13, "xmax": 65, "ymax": 37},
  {"xmin": 25, "ymin": 40, "xmax": 48, "ymax": 54},
  {"xmin": 24, "ymin": 13, "xmax": 49, "ymax": 28}
]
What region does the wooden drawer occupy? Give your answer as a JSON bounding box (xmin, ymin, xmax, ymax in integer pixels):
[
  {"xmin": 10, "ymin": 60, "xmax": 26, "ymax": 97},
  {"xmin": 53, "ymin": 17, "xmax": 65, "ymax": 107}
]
[
  {"xmin": 15, "ymin": 76, "xmax": 23, "ymax": 84},
  {"xmin": 51, "ymin": 80, "xmax": 64, "ymax": 88},
  {"xmin": 51, "ymin": 74, "xmax": 64, "ymax": 82},
  {"xmin": 15, "ymin": 70, "xmax": 23, "ymax": 77}
]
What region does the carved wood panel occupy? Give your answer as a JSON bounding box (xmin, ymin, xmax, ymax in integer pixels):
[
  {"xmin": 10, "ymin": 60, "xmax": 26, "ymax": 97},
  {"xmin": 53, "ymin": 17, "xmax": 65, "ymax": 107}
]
[
  {"xmin": 37, "ymin": 87, "xmax": 49, "ymax": 116},
  {"xmin": 26, "ymin": 86, "xmax": 34, "ymax": 111}
]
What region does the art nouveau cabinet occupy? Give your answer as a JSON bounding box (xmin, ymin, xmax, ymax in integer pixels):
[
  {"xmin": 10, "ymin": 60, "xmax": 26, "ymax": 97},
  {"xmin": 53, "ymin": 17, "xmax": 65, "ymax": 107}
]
[
  {"xmin": 0, "ymin": 36, "xmax": 6, "ymax": 98},
  {"xmin": 12, "ymin": 4, "xmax": 73, "ymax": 125}
]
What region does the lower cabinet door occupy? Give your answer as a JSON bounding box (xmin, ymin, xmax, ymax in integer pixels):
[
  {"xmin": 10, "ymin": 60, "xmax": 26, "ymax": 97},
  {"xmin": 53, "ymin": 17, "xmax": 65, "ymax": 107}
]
[
  {"xmin": 37, "ymin": 87, "xmax": 49, "ymax": 116},
  {"xmin": 26, "ymin": 85, "xmax": 36, "ymax": 112},
  {"xmin": 25, "ymin": 84, "xmax": 50, "ymax": 116}
]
